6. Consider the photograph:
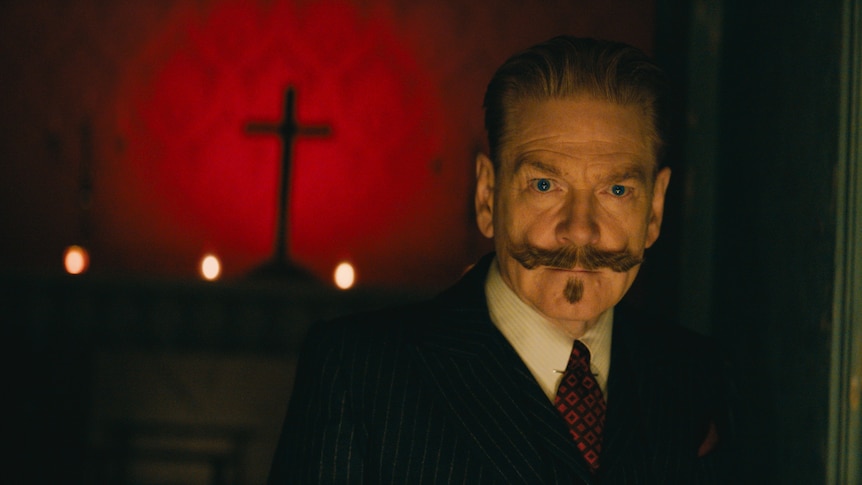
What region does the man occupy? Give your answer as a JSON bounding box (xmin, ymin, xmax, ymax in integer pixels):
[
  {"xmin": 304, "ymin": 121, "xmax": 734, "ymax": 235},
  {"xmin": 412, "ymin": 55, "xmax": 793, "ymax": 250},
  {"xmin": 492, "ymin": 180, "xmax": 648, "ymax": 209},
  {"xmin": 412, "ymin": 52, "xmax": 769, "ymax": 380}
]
[{"xmin": 268, "ymin": 36, "xmax": 732, "ymax": 484}]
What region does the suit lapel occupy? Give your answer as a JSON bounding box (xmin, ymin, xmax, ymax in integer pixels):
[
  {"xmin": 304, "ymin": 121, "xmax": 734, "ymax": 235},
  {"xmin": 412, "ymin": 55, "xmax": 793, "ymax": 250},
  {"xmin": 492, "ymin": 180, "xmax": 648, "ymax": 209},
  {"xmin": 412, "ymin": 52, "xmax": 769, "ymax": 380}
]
[{"xmin": 414, "ymin": 257, "xmax": 594, "ymax": 484}]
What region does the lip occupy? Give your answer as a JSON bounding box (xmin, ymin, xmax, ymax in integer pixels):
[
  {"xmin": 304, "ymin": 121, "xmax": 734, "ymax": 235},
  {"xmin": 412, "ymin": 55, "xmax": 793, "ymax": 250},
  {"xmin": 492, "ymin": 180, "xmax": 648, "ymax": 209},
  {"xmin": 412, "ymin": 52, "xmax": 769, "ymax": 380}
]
[{"xmin": 547, "ymin": 267, "xmax": 599, "ymax": 274}]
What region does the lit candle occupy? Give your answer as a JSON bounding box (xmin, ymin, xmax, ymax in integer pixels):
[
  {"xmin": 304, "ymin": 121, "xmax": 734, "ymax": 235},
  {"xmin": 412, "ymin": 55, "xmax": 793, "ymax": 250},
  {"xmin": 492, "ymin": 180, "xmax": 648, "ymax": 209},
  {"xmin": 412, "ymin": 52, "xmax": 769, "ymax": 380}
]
[
  {"xmin": 200, "ymin": 253, "xmax": 221, "ymax": 281},
  {"xmin": 64, "ymin": 245, "xmax": 89, "ymax": 275},
  {"xmin": 334, "ymin": 262, "xmax": 355, "ymax": 290}
]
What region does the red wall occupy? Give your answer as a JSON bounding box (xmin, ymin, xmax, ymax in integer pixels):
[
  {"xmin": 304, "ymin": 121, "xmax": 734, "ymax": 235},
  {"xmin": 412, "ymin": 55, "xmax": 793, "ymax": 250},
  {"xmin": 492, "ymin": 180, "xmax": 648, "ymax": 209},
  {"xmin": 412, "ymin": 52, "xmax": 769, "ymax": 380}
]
[{"xmin": 0, "ymin": 0, "xmax": 654, "ymax": 289}]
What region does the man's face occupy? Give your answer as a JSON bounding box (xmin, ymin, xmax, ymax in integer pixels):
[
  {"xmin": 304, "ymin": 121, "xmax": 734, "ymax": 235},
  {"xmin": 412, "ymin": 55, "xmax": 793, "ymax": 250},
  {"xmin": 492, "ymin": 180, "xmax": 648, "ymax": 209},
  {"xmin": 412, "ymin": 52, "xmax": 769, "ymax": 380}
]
[{"xmin": 475, "ymin": 96, "xmax": 671, "ymax": 330}]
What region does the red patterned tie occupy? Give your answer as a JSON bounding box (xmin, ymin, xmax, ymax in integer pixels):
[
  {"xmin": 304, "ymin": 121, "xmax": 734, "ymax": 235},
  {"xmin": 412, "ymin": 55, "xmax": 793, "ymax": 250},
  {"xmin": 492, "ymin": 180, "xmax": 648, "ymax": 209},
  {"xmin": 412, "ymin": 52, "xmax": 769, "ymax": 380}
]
[{"xmin": 554, "ymin": 340, "xmax": 607, "ymax": 473}]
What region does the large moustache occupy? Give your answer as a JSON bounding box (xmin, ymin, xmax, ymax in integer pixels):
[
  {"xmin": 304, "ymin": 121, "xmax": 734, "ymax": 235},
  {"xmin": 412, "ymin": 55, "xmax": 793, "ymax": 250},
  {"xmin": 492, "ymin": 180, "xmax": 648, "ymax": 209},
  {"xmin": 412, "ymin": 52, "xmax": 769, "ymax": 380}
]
[{"xmin": 509, "ymin": 242, "xmax": 644, "ymax": 273}]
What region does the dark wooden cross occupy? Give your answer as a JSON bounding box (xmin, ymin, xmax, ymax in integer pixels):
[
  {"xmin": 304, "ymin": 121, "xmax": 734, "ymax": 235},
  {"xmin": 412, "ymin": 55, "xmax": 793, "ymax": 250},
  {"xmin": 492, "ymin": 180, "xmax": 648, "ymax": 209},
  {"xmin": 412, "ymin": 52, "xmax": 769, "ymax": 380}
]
[{"xmin": 245, "ymin": 86, "xmax": 331, "ymax": 279}]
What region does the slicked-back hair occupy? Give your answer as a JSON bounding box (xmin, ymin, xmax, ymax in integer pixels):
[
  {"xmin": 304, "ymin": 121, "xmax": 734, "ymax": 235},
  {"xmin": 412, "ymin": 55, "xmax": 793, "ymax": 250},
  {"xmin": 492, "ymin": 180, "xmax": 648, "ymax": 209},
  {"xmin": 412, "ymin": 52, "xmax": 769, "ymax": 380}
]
[{"xmin": 483, "ymin": 36, "xmax": 669, "ymax": 171}]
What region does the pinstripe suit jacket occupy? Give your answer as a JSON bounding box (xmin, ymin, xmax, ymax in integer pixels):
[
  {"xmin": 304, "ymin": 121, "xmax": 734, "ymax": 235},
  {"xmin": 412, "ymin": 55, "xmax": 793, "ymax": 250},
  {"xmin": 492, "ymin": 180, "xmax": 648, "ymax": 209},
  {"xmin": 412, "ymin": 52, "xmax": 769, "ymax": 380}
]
[{"xmin": 268, "ymin": 255, "xmax": 733, "ymax": 484}]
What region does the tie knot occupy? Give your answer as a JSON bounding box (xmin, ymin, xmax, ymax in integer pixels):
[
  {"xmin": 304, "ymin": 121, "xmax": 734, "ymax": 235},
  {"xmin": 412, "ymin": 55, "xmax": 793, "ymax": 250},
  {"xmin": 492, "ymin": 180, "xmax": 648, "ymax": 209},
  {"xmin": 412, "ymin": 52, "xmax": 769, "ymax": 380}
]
[{"xmin": 570, "ymin": 340, "xmax": 591, "ymax": 366}]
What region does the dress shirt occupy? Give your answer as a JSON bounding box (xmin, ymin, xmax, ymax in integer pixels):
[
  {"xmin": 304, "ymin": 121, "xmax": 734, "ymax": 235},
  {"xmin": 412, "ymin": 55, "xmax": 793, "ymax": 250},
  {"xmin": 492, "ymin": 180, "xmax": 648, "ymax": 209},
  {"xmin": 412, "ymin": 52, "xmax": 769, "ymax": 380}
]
[{"xmin": 485, "ymin": 258, "xmax": 613, "ymax": 401}]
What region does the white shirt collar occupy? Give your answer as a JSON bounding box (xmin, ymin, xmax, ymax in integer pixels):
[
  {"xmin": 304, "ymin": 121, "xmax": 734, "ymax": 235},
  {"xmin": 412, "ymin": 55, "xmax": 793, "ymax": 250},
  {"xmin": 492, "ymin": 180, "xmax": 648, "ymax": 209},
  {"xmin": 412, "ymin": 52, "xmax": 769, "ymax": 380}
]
[{"xmin": 484, "ymin": 257, "xmax": 613, "ymax": 401}]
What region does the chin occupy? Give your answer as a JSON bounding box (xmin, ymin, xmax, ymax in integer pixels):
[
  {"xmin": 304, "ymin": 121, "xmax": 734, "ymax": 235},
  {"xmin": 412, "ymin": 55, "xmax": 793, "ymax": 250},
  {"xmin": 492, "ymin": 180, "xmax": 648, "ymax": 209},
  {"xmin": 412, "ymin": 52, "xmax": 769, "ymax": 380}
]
[
  {"xmin": 528, "ymin": 289, "xmax": 610, "ymax": 324},
  {"xmin": 504, "ymin": 261, "xmax": 632, "ymax": 323}
]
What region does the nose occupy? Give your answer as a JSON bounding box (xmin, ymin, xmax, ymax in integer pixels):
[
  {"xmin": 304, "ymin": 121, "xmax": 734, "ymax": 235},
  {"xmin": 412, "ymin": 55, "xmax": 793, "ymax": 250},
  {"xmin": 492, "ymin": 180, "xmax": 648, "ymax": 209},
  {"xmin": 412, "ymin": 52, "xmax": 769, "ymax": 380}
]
[{"xmin": 555, "ymin": 190, "xmax": 600, "ymax": 246}]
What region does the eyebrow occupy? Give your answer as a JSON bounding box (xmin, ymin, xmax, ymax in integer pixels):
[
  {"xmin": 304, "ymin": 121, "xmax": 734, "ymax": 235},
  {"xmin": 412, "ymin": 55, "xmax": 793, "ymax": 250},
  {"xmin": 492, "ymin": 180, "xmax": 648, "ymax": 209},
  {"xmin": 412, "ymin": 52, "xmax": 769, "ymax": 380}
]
[
  {"xmin": 514, "ymin": 157, "xmax": 653, "ymax": 185},
  {"xmin": 599, "ymin": 165, "xmax": 651, "ymax": 185}
]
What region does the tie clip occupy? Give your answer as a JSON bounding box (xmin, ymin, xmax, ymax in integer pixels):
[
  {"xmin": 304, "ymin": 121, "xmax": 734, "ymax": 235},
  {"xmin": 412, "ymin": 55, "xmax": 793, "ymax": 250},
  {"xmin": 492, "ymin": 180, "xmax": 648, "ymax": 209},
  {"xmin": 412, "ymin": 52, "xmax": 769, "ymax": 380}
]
[{"xmin": 553, "ymin": 369, "xmax": 599, "ymax": 376}]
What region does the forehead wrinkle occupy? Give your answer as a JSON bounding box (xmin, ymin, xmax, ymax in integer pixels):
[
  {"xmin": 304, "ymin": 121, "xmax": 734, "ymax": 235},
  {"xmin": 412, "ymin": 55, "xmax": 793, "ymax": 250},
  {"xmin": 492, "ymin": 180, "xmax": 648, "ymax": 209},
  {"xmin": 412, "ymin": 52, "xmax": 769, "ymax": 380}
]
[
  {"xmin": 508, "ymin": 134, "xmax": 648, "ymax": 160},
  {"xmin": 512, "ymin": 155, "xmax": 564, "ymax": 176},
  {"xmin": 499, "ymin": 97, "xmax": 658, "ymax": 176}
]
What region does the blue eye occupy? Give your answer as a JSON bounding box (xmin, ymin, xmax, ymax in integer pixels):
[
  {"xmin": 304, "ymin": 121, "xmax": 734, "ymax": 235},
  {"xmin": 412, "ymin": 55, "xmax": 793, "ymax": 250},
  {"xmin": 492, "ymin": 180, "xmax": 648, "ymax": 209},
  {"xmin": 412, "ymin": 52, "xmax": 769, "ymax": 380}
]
[
  {"xmin": 534, "ymin": 178, "xmax": 552, "ymax": 192},
  {"xmin": 611, "ymin": 185, "xmax": 627, "ymax": 197}
]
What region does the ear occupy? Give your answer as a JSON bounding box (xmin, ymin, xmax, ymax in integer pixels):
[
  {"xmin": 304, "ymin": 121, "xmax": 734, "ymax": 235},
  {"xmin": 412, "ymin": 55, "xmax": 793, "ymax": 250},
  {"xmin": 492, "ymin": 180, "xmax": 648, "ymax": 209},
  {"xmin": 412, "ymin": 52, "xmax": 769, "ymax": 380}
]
[
  {"xmin": 645, "ymin": 166, "xmax": 671, "ymax": 248},
  {"xmin": 475, "ymin": 152, "xmax": 495, "ymax": 238}
]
